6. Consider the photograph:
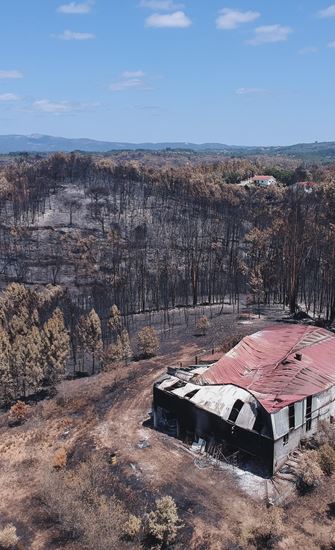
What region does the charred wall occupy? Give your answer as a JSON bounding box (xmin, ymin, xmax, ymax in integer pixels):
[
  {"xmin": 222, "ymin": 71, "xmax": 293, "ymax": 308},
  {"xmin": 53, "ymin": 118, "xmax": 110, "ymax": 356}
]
[{"xmin": 154, "ymin": 385, "xmax": 274, "ymax": 473}]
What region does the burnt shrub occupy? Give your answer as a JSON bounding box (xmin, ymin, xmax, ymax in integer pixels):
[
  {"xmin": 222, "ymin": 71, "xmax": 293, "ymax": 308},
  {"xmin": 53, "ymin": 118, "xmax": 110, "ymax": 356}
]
[
  {"xmin": 238, "ymin": 508, "xmax": 284, "ymax": 549},
  {"xmin": 296, "ymin": 450, "xmax": 324, "ymax": 494},
  {"xmin": 8, "ymin": 401, "xmax": 31, "ymax": 427},
  {"xmin": 52, "ymin": 448, "xmax": 68, "ymax": 470},
  {"xmin": 318, "ymin": 444, "xmax": 335, "ymax": 476}
]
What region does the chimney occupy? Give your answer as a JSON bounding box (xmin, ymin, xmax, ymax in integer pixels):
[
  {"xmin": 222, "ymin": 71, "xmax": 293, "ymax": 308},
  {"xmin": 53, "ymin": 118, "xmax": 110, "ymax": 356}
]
[{"xmin": 295, "ymin": 352, "xmax": 302, "ymax": 361}]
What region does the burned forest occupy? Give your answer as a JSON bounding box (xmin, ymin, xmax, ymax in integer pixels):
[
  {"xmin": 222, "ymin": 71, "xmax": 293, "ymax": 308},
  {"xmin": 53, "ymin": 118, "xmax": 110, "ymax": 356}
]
[
  {"xmin": 1, "ymin": 153, "xmax": 335, "ymax": 321},
  {"xmin": 2, "ymin": 151, "xmax": 335, "ymax": 550}
]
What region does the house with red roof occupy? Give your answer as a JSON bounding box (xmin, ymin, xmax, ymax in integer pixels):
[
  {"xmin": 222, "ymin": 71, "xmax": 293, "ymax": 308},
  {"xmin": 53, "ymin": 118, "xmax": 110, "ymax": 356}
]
[
  {"xmin": 291, "ymin": 181, "xmax": 319, "ymax": 193},
  {"xmin": 153, "ymin": 325, "xmax": 335, "ymax": 474}
]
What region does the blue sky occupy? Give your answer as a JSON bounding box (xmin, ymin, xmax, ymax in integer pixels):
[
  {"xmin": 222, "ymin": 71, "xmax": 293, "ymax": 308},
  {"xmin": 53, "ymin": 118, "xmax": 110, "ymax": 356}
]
[{"xmin": 0, "ymin": 0, "xmax": 335, "ymax": 145}]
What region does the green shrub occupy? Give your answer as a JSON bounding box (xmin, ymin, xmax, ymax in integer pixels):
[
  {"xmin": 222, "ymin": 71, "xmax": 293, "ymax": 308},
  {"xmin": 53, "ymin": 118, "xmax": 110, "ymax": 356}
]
[
  {"xmin": 122, "ymin": 514, "xmax": 141, "ymax": 540},
  {"xmin": 137, "ymin": 327, "xmax": 159, "ymax": 358},
  {"xmin": 0, "ymin": 524, "xmax": 19, "ymax": 549},
  {"xmin": 196, "ymin": 316, "xmax": 210, "ymax": 336},
  {"xmin": 145, "ymin": 496, "xmax": 182, "ymax": 546}
]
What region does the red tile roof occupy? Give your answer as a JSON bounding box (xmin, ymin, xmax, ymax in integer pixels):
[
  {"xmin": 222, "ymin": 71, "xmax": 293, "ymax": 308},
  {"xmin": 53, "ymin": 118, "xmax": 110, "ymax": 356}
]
[{"xmin": 198, "ymin": 326, "xmax": 335, "ymax": 413}]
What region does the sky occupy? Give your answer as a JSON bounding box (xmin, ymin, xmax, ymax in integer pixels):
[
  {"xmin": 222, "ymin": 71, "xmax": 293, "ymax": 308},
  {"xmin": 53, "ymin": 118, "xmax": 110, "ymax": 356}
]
[{"xmin": 0, "ymin": 1, "xmax": 335, "ymax": 145}]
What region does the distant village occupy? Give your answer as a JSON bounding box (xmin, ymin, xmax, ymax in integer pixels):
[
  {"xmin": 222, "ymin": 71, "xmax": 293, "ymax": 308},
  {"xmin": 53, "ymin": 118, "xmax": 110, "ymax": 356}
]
[{"xmin": 238, "ymin": 174, "xmax": 319, "ymax": 192}]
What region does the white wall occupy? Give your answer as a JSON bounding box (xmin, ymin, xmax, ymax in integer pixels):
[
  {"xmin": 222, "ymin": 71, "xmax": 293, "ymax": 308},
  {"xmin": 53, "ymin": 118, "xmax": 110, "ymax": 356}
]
[{"xmin": 272, "ymin": 388, "xmax": 334, "ymax": 472}]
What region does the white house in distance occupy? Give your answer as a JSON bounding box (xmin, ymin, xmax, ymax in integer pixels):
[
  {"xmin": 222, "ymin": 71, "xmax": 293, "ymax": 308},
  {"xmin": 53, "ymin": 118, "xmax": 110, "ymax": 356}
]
[
  {"xmin": 238, "ymin": 175, "xmax": 277, "ymax": 187},
  {"xmin": 253, "ymin": 175, "xmax": 277, "ymax": 187},
  {"xmin": 291, "ymin": 181, "xmax": 319, "ymax": 193}
]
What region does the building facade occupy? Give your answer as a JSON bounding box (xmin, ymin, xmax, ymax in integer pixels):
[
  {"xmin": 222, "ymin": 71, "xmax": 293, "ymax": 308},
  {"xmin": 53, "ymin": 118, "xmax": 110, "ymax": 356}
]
[{"xmin": 153, "ymin": 326, "xmax": 335, "ymax": 475}]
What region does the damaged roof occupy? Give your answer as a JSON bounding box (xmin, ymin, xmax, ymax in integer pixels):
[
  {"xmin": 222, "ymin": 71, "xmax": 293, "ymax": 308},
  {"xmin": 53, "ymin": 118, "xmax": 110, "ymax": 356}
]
[
  {"xmin": 156, "ymin": 376, "xmax": 261, "ymax": 430},
  {"xmin": 197, "ymin": 325, "xmax": 335, "ymax": 413}
]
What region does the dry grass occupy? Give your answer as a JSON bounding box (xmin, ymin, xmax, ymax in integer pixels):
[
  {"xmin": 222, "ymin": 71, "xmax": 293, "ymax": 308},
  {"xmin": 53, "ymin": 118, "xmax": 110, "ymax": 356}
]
[
  {"xmin": 0, "ymin": 329, "xmax": 335, "ymax": 549},
  {"xmin": 39, "ymin": 457, "xmax": 128, "ymax": 549},
  {"xmin": 237, "ymin": 507, "xmax": 284, "ymax": 549}
]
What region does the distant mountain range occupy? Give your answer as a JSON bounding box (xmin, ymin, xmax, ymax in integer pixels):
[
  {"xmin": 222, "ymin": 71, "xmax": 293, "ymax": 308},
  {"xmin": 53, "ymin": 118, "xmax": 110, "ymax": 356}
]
[{"xmin": 0, "ymin": 134, "xmax": 335, "ymax": 159}]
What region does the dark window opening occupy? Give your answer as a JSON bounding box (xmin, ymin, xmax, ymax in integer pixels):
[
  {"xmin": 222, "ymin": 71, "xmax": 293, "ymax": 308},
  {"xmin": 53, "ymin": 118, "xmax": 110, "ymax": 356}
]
[
  {"xmin": 228, "ymin": 399, "xmax": 244, "ymax": 423},
  {"xmin": 283, "ymin": 433, "xmax": 289, "ymax": 446},
  {"xmin": 157, "ymin": 407, "xmax": 178, "ymax": 436},
  {"xmin": 253, "ymin": 412, "xmax": 264, "ymax": 434},
  {"xmin": 169, "ymin": 381, "xmax": 185, "ymax": 391},
  {"xmin": 306, "ymin": 396, "xmax": 312, "ymax": 431},
  {"xmin": 185, "ymin": 389, "xmax": 199, "ymax": 399},
  {"xmin": 289, "ymin": 404, "xmax": 295, "ymax": 430}
]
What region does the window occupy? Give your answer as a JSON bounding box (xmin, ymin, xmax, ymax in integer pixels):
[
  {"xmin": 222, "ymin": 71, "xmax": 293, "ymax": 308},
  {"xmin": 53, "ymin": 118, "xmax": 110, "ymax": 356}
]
[
  {"xmin": 185, "ymin": 389, "xmax": 199, "ymax": 399},
  {"xmin": 289, "ymin": 404, "xmax": 295, "ymax": 430},
  {"xmin": 306, "ymin": 396, "xmax": 312, "ymax": 431},
  {"xmin": 283, "ymin": 433, "xmax": 289, "ymax": 446},
  {"xmin": 228, "ymin": 399, "xmax": 244, "ymax": 423}
]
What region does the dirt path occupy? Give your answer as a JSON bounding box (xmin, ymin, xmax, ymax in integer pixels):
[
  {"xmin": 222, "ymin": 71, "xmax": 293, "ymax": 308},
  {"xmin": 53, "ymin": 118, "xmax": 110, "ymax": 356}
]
[{"xmin": 0, "ymin": 310, "xmax": 285, "ymax": 548}]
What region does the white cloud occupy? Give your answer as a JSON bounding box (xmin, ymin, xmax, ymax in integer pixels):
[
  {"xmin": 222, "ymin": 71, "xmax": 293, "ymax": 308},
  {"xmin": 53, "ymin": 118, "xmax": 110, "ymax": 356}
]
[
  {"xmin": 329, "ymin": 41, "xmax": 335, "ymax": 48},
  {"xmin": 146, "ymin": 10, "xmax": 191, "ymax": 27},
  {"xmin": 318, "ymin": 5, "xmax": 335, "ymax": 18},
  {"xmin": 33, "ymin": 99, "xmax": 98, "ymax": 114},
  {"xmin": 122, "ymin": 70, "xmax": 145, "ymax": 79},
  {"xmin": 139, "ymin": 0, "xmax": 183, "ymax": 9},
  {"xmin": 33, "ymin": 100, "xmax": 74, "ymax": 114},
  {"xmin": 298, "ymin": 47, "xmax": 318, "ymax": 55},
  {"xmin": 216, "ymin": 9, "xmax": 260, "ymax": 30},
  {"xmin": 236, "ymin": 87, "xmax": 268, "ymax": 95},
  {"xmin": 110, "ymin": 71, "xmax": 151, "ymax": 92},
  {"xmin": 55, "ymin": 29, "xmax": 95, "ymax": 40},
  {"xmin": 0, "ymin": 70, "xmax": 23, "ymax": 79},
  {"xmin": 57, "ymin": 1, "xmax": 94, "ymax": 14},
  {"xmin": 247, "ymin": 25, "xmax": 292, "ymax": 46},
  {"xmin": 0, "ymin": 93, "xmax": 20, "ymax": 101}
]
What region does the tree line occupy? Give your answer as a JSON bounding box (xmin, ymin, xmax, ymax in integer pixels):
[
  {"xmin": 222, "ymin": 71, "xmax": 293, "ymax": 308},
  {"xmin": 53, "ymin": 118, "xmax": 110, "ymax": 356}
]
[{"xmin": 0, "ymin": 282, "xmax": 161, "ymax": 405}]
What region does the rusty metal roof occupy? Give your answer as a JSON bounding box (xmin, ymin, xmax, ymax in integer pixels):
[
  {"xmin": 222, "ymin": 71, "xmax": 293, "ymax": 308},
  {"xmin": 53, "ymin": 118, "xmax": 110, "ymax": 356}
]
[{"xmin": 198, "ymin": 325, "xmax": 335, "ymax": 413}]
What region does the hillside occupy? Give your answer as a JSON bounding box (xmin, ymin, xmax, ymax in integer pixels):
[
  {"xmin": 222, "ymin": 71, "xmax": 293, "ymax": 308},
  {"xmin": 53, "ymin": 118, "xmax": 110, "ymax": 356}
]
[
  {"xmin": 1, "ymin": 153, "xmax": 335, "ymax": 549},
  {"xmin": 1, "ymin": 134, "xmax": 335, "ymax": 160}
]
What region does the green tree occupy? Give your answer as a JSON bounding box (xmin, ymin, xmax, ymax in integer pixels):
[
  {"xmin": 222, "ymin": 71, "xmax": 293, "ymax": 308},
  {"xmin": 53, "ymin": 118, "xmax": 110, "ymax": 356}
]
[
  {"xmin": 249, "ymin": 267, "xmax": 265, "ymax": 318},
  {"xmin": 0, "ymin": 326, "xmax": 14, "ymax": 404},
  {"xmin": 120, "ymin": 329, "xmax": 132, "ymax": 364},
  {"xmin": 79, "ymin": 309, "xmax": 103, "ymax": 374},
  {"xmin": 108, "ymin": 305, "xmax": 122, "ymax": 336},
  {"xmin": 11, "ymin": 326, "xmax": 44, "ymax": 397},
  {"xmin": 137, "ymin": 326, "xmax": 160, "ymax": 358},
  {"xmin": 42, "ymin": 308, "xmax": 70, "ymax": 387}
]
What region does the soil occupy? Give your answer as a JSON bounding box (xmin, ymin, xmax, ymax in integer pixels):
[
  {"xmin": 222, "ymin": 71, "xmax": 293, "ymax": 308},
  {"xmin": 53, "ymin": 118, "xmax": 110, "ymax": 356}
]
[{"xmin": 0, "ymin": 304, "xmax": 334, "ymax": 549}]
